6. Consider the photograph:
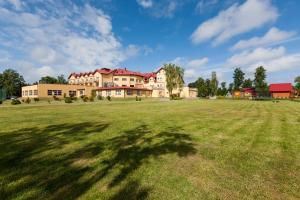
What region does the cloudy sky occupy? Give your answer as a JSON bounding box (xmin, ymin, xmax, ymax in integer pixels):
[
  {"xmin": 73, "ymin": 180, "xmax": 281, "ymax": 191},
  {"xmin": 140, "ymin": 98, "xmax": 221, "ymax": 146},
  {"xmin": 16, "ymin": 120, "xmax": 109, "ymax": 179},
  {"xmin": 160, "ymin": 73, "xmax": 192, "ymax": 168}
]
[{"xmin": 0, "ymin": 0, "xmax": 299, "ymax": 84}]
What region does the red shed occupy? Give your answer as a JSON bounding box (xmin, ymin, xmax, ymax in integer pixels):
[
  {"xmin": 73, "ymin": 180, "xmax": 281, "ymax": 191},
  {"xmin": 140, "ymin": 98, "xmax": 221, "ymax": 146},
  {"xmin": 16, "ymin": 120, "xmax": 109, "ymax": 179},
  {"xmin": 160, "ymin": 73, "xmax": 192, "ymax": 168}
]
[{"xmin": 269, "ymin": 83, "xmax": 294, "ymax": 98}]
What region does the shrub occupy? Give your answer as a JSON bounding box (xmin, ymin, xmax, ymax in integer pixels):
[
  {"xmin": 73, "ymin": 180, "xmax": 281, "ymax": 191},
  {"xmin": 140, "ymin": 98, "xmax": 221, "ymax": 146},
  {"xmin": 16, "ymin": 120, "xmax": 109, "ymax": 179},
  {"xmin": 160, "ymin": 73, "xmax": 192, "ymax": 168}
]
[
  {"xmin": 33, "ymin": 98, "xmax": 39, "ymax": 102},
  {"xmin": 48, "ymin": 100, "xmax": 51, "ymax": 104},
  {"xmin": 24, "ymin": 97, "xmax": 31, "ymax": 104},
  {"xmin": 53, "ymin": 95, "xmax": 60, "ymax": 101},
  {"xmin": 0, "ymin": 100, "xmax": 2, "ymax": 105},
  {"xmin": 97, "ymin": 95, "xmax": 103, "ymax": 100},
  {"xmin": 71, "ymin": 96, "xmax": 78, "ymax": 101},
  {"xmin": 89, "ymin": 96, "xmax": 94, "ymax": 102},
  {"xmin": 136, "ymin": 96, "xmax": 142, "ymax": 101},
  {"xmin": 64, "ymin": 97, "xmax": 72, "ymax": 103},
  {"xmin": 170, "ymin": 94, "xmax": 182, "ymax": 100},
  {"xmin": 21, "ymin": 99, "xmax": 25, "ymax": 103},
  {"xmin": 11, "ymin": 99, "xmax": 21, "ymax": 105},
  {"xmin": 81, "ymin": 95, "xmax": 89, "ymax": 102},
  {"xmin": 107, "ymin": 96, "xmax": 111, "ymax": 101}
]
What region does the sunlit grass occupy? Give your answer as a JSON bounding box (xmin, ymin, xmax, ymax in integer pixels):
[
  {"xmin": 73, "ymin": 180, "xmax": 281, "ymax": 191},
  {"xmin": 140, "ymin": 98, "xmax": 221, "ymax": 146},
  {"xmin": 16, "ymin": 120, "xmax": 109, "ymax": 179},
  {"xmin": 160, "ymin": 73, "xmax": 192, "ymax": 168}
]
[{"xmin": 0, "ymin": 99, "xmax": 299, "ymax": 199}]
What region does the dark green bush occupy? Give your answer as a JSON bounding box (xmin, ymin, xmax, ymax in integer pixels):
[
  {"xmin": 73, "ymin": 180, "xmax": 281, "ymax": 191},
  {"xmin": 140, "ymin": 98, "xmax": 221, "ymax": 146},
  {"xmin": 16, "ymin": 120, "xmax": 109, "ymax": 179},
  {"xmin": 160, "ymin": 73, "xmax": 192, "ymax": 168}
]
[
  {"xmin": 97, "ymin": 95, "xmax": 103, "ymax": 100},
  {"xmin": 81, "ymin": 95, "xmax": 89, "ymax": 102},
  {"xmin": 33, "ymin": 98, "xmax": 39, "ymax": 102},
  {"xmin": 136, "ymin": 96, "xmax": 142, "ymax": 101},
  {"xmin": 107, "ymin": 96, "xmax": 111, "ymax": 101},
  {"xmin": 11, "ymin": 99, "xmax": 21, "ymax": 105},
  {"xmin": 53, "ymin": 96, "xmax": 60, "ymax": 101},
  {"xmin": 64, "ymin": 97, "xmax": 72, "ymax": 103},
  {"xmin": 71, "ymin": 96, "xmax": 78, "ymax": 101},
  {"xmin": 0, "ymin": 100, "xmax": 2, "ymax": 104},
  {"xmin": 24, "ymin": 97, "xmax": 31, "ymax": 104},
  {"xmin": 89, "ymin": 96, "xmax": 94, "ymax": 102}
]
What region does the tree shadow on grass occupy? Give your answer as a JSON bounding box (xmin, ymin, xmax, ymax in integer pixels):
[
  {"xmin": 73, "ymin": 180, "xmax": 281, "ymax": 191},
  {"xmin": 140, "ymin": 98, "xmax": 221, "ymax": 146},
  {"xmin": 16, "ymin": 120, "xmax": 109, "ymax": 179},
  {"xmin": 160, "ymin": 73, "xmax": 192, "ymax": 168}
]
[{"xmin": 0, "ymin": 123, "xmax": 196, "ymax": 199}]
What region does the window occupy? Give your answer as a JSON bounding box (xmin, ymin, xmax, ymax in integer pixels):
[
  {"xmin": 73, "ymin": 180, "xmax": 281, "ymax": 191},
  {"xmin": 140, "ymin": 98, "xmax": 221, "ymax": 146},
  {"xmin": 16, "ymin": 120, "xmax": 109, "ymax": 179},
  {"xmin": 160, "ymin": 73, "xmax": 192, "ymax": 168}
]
[
  {"xmin": 122, "ymin": 85, "xmax": 126, "ymax": 87},
  {"xmin": 114, "ymin": 78, "xmax": 119, "ymax": 81},
  {"xmin": 116, "ymin": 90, "xmax": 121, "ymax": 95},
  {"xmin": 57, "ymin": 90, "xmax": 62, "ymax": 96},
  {"xmin": 130, "ymin": 78, "xmax": 134, "ymax": 81},
  {"xmin": 29, "ymin": 90, "xmax": 32, "ymax": 96},
  {"xmin": 79, "ymin": 90, "xmax": 85, "ymax": 96},
  {"xmin": 53, "ymin": 90, "xmax": 58, "ymax": 95},
  {"xmin": 34, "ymin": 90, "xmax": 38, "ymax": 95},
  {"xmin": 122, "ymin": 78, "xmax": 127, "ymax": 81},
  {"xmin": 25, "ymin": 90, "xmax": 28, "ymax": 96},
  {"xmin": 69, "ymin": 90, "xmax": 76, "ymax": 97},
  {"xmin": 48, "ymin": 90, "xmax": 52, "ymax": 96},
  {"xmin": 127, "ymin": 89, "xmax": 133, "ymax": 96},
  {"xmin": 137, "ymin": 90, "xmax": 141, "ymax": 96},
  {"xmin": 106, "ymin": 90, "xmax": 111, "ymax": 96}
]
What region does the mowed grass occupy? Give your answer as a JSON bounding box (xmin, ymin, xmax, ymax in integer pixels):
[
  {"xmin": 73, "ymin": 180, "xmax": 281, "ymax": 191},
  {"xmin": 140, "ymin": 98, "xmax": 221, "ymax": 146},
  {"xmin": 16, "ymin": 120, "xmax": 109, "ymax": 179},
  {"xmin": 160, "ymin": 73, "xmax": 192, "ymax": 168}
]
[{"xmin": 0, "ymin": 99, "xmax": 299, "ymax": 200}]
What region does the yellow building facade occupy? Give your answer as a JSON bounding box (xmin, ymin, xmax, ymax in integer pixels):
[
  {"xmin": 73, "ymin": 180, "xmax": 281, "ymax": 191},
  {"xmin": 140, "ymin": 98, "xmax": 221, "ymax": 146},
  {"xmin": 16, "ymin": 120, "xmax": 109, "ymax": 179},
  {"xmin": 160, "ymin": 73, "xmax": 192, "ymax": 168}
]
[{"xmin": 22, "ymin": 67, "xmax": 198, "ymax": 99}]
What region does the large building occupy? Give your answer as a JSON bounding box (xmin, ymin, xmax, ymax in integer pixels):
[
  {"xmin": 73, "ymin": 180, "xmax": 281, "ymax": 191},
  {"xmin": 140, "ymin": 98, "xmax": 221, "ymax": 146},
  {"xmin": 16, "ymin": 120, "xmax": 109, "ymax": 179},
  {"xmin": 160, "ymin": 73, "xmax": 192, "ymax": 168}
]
[{"xmin": 22, "ymin": 67, "xmax": 197, "ymax": 99}]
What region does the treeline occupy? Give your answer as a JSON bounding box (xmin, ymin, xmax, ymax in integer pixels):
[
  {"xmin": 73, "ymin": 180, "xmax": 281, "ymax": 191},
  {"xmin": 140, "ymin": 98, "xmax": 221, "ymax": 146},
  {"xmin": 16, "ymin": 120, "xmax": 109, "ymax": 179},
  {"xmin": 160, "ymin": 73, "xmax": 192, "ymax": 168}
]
[
  {"xmin": 189, "ymin": 66, "xmax": 300, "ymax": 97},
  {"xmin": 0, "ymin": 68, "xmax": 67, "ymax": 98}
]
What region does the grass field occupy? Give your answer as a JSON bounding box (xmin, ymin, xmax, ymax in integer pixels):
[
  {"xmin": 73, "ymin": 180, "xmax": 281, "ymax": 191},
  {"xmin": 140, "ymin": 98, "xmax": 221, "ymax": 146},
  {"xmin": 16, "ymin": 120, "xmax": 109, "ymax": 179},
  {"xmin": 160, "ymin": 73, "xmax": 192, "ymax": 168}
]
[{"xmin": 0, "ymin": 99, "xmax": 299, "ymax": 200}]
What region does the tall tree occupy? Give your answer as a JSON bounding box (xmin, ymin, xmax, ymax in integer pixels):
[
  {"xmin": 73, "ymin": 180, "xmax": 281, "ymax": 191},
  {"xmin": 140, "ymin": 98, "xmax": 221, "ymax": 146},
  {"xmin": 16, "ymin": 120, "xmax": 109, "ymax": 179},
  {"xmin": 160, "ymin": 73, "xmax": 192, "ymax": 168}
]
[
  {"xmin": 0, "ymin": 69, "xmax": 26, "ymax": 97},
  {"xmin": 39, "ymin": 76, "xmax": 58, "ymax": 84},
  {"xmin": 210, "ymin": 71, "xmax": 218, "ymax": 96},
  {"xmin": 294, "ymin": 76, "xmax": 300, "ymax": 95},
  {"xmin": 217, "ymin": 82, "xmax": 227, "ymax": 96},
  {"xmin": 228, "ymin": 83, "xmax": 234, "ymax": 94},
  {"xmin": 254, "ymin": 66, "xmax": 268, "ymax": 96},
  {"xmin": 163, "ymin": 63, "xmax": 184, "ymax": 95},
  {"xmin": 205, "ymin": 79, "xmax": 211, "ymax": 97},
  {"xmin": 233, "ymin": 68, "xmax": 245, "ymax": 90},
  {"xmin": 242, "ymin": 78, "xmax": 253, "ymax": 88},
  {"xmin": 57, "ymin": 74, "xmax": 67, "ymax": 84}
]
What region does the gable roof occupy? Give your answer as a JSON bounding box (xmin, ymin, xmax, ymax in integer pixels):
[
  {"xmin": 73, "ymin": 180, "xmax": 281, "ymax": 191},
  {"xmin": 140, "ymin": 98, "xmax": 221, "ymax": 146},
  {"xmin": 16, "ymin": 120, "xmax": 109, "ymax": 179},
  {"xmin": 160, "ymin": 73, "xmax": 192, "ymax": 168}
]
[{"xmin": 269, "ymin": 83, "xmax": 293, "ymax": 92}]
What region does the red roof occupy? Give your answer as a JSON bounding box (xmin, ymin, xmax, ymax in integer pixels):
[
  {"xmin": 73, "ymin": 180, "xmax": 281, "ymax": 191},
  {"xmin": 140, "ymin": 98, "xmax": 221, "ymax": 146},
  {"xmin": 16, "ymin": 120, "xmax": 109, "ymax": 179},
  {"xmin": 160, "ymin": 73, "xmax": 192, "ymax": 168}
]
[
  {"xmin": 269, "ymin": 83, "xmax": 293, "ymax": 92},
  {"xmin": 68, "ymin": 67, "xmax": 157, "ymax": 79},
  {"xmin": 113, "ymin": 68, "xmax": 145, "ymax": 77}
]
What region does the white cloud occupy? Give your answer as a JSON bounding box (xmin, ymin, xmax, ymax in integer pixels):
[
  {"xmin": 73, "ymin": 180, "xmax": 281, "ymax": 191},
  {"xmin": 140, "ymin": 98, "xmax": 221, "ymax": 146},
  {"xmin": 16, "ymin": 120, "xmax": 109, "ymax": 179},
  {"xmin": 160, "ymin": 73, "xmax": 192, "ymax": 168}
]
[
  {"xmin": 168, "ymin": 56, "xmax": 209, "ymax": 80},
  {"xmin": 231, "ymin": 27, "xmax": 296, "ymax": 50},
  {"xmin": 191, "ymin": 0, "xmax": 279, "ymax": 45},
  {"xmin": 7, "ymin": 0, "xmax": 23, "ymax": 10},
  {"xmin": 137, "ymin": 0, "xmax": 180, "ymax": 18},
  {"xmin": 226, "ymin": 46, "xmax": 300, "ymax": 72},
  {"xmin": 0, "ymin": 1, "xmax": 139, "ymax": 82},
  {"xmin": 195, "ymin": 0, "xmax": 219, "ymax": 14},
  {"xmin": 136, "ymin": 0, "xmax": 153, "ymax": 8}
]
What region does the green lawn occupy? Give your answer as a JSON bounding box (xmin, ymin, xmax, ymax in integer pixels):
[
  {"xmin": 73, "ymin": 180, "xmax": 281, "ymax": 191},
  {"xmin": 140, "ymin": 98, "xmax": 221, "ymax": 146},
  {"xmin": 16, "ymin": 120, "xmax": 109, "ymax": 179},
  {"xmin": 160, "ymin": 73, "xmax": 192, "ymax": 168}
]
[{"xmin": 0, "ymin": 99, "xmax": 299, "ymax": 200}]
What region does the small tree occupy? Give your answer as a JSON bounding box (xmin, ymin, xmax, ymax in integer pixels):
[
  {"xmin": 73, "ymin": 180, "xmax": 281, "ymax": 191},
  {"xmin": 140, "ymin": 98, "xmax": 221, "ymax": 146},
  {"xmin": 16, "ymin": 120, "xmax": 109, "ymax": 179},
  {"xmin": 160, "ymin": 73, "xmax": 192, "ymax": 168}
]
[
  {"xmin": 242, "ymin": 78, "xmax": 253, "ymax": 88},
  {"xmin": 233, "ymin": 68, "xmax": 245, "ymax": 90},
  {"xmin": 254, "ymin": 66, "xmax": 268, "ymax": 96},
  {"xmin": 210, "ymin": 71, "xmax": 218, "ymax": 96},
  {"xmin": 294, "ymin": 76, "xmax": 300, "ymax": 95},
  {"xmin": 163, "ymin": 63, "xmax": 184, "ymax": 97},
  {"xmin": 217, "ymin": 82, "xmax": 227, "ymax": 96}
]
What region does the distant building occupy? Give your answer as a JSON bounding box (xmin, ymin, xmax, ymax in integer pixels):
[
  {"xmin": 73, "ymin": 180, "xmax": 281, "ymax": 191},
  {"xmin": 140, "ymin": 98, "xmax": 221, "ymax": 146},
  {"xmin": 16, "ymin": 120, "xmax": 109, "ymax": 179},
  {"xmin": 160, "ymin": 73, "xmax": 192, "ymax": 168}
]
[
  {"xmin": 21, "ymin": 67, "xmax": 198, "ymax": 99},
  {"xmin": 233, "ymin": 87, "xmax": 256, "ymax": 98},
  {"xmin": 269, "ymin": 83, "xmax": 295, "ymax": 99}
]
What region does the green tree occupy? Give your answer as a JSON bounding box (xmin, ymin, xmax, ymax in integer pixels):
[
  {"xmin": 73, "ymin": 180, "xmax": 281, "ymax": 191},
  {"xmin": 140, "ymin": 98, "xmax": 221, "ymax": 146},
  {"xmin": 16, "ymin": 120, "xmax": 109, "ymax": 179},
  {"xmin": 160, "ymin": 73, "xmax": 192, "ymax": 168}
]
[
  {"xmin": 57, "ymin": 74, "xmax": 67, "ymax": 84},
  {"xmin": 228, "ymin": 83, "xmax": 234, "ymax": 94},
  {"xmin": 254, "ymin": 66, "xmax": 268, "ymax": 96},
  {"xmin": 242, "ymin": 78, "xmax": 253, "ymax": 88},
  {"xmin": 188, "ymin": 77, "xmax": 207, "ymax": 97},
  {"xmin": 294, "ymin": 76, "xmax": 300, "ymax": 95},
  {"xmin": 39, "ymin": 76, "xmax": 58, "ymax": 84},
  {"xmin": 205, "ymin": 79, "xmax": 211, "ymax": 97},
  {"xmin": 210, "ymin": 71, "xmax": 218, "ymax": 96},
  {"xmin": 0, "ymin": 69, "xmax": 26, "ymax": 97},
  {"xmin": 233, "ymin": 68, "xmax": 245, "ymax": 90},
  {"xmin": 163, "ymin": 63, "xmax": 184, "ymax": 95},
  {"xmin": 217, "ymin": 82, "xmax": 227, "ymax": 96}
]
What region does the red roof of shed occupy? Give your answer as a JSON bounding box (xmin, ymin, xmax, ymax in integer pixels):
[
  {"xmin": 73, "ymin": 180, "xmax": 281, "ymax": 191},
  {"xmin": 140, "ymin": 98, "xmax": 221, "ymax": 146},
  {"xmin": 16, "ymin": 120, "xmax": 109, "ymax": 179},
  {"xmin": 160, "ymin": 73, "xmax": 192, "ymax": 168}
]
[{"xmin": 269, "ymin": 83, "xmax": 293, "ymax": 92}]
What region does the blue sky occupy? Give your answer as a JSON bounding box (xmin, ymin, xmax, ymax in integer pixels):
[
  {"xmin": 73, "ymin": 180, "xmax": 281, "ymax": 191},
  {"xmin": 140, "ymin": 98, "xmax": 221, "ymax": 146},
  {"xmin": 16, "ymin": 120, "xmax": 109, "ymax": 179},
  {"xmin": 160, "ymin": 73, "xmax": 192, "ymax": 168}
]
[{"xmin": 0, "ymin": 0, "xmax": 300, "ymax": 84}]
